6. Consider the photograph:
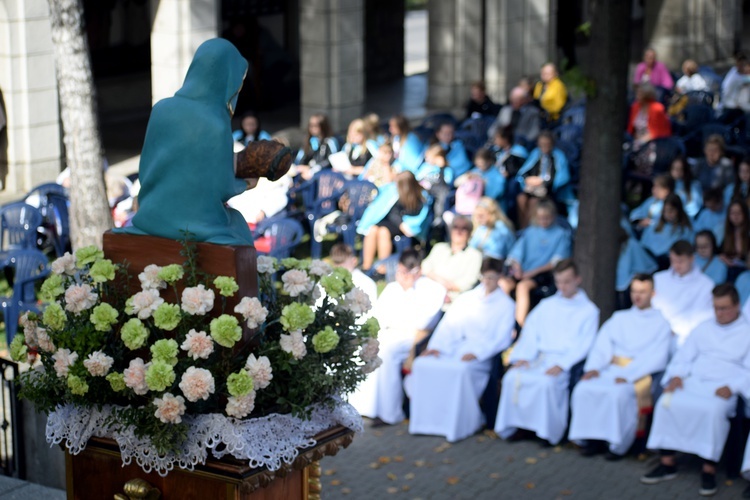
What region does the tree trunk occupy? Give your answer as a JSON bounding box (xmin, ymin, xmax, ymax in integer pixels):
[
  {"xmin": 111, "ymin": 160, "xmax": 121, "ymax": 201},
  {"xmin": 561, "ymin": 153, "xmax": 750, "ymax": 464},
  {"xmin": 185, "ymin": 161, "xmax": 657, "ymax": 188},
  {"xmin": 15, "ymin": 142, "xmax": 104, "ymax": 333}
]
[
  {"xmin": 574, "ymin": 0, "xmax": 632, "ymax": 323},
  {"xmin": 48, "ymin": 0, "xmax": 112, "ymax": 250}
]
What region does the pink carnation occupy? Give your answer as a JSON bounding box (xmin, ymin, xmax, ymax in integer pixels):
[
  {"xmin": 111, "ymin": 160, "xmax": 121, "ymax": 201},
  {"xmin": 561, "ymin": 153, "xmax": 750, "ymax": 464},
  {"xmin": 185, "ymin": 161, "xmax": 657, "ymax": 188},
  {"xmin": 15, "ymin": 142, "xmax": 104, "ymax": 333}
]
[
  {"xmin": 179, "ymin": 367, "xmax": 215, "ymax": 402},
  {"xmin": 181, "ymin": 285, "xmax": 215, "ymax": 316},
  {"xmin": 138, "ymin": 264, "xmax": 166, "ymax": 290},
  {"xmin": 128, "ymin": 289, "xmax": 164, "ymax": 320},
  {"xmin": 360, "ymin": 338, "xmax": 380, "ymax": 364},
  {"xmin": 362, "ymin": 357, "xmax": 382, "ymax": 374},
  {"xmin": 36, "ymin": 328, "xmax": 55, "ymax": 353},
  {"xmin": 51, "ymin": 252, "xmax": 76, "ymax": 275},
  {"xmin": 225, "ymin": 391, "xmax": 256, "ymax": 418},
  {"xmin": 180, "ymin": 329, "xmax": 214, "ymax": 360},
  {"xmin": 233, "ymin": 297, "xmax": 268, "ymax": 329},
  {"xmin": 83, "ymin": 350, "xmax": 114, "ymax": 377},
  {"xmin": 153, "ymin": 393, "xmax": 186, "ymax": 424},
  {"xmin": 245, "ymin": 354, "xmax": 273, "ymax": 389},
  {"xmin": 52, "ymin": 348, "xmax": 78, "ymax": 378},
  {"xmin": 123, "ymin": 358, "xmax": 149, "ymax": 395},
  {"xmin": 344, "ymin": 287, "xmax": 372, "ymax": 315},
  {"xmin": 281, "ymin": 269, "xmax": 313, "ymax": 297},
  {"xmin": 64, "ymin": 284, "xmax": 98, "ymax": 314}
]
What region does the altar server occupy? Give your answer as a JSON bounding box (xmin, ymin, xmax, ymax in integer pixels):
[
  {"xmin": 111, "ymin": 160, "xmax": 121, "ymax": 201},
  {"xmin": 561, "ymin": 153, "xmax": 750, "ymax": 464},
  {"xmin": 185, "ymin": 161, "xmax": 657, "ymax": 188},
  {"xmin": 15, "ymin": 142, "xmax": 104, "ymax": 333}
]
[
  {"xmin": 651, "ymin": 240, "xmax": 714, "ymax": 347},
  {"xmin": 642, "ymin": 284, "xmax": 750, "ymax": 497},
  {"xmin": 348, "ymin": 249, "xmax": 446, "ymax": 425},
  {"xmin": 494, "ymin": 259, "xmax": 599, "ymax": 445},
  {"xmin": 408, "ymin": 258, "xmax": 515, "ymax": 442},
  {"xmin": 569, "ymin": 274, "xmax": 671, "ymax": 459}
]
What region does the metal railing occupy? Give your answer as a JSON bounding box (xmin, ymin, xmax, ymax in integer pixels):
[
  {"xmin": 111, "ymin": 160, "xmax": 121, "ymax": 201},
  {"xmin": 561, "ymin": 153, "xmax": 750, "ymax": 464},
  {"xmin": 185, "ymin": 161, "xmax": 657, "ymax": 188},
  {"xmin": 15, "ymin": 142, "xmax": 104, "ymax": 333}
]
[{"xmin": 0, "ymin": 358, "xmax": 23, "ymax": 478}]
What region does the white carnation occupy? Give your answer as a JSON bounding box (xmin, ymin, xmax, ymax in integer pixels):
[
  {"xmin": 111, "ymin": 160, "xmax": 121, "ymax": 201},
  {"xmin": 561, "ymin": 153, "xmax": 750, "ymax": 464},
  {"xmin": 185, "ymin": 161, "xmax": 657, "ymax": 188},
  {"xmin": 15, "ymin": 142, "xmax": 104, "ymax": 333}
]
[
  {"xmin": 308, "ymin": 259, "xmax": 333, "ymax": 276},
  {"xmin": 83, "ymin": 350, "xmax": 114, "ymax": 377},
  {"xmin": 245, "ymin": 354, "xmax": 273, "ymax": 389},
  {"xmin": 51, "ymin": 252, "xmax": 76, "ymax": 275},
  {"xmin": 233, "ymin": 297, "xmax": 268, "ymax": 329},
  {"xmin": 256, "ymin": 256, "xmax": 276, "ymax": 274},
  {"xmin": 181, "ymin": 285, "xmax": 215, "ymax": 316},
  {"xmin": 281, "ymin": 269, "xmax": 313, "ymax": 297},
  {"xmin": 279, "ymin": 330, "xmax": 307, "ymax": 360},
  {"xmin": 138, "ymin": 264, "xmax": 166, "ymax": 290}
]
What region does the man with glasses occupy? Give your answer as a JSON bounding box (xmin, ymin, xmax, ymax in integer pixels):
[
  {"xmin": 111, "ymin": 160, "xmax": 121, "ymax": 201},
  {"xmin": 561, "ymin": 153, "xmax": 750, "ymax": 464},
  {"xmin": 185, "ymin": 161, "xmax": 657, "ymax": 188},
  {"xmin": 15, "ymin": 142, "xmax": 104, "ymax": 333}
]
[
  {"xmin": 495, "ymin": 259, "xmax": 599, "ymax": 446},
  {"xmin": 348, "ymin": 249, "xmax": 446, "ymax": 426},
  {"xmin": 642, "ymin": 284, "xmax": 750, "ymax": 497},
  {"xmin": 421, "ymin": 216, "xmax": 483, "ymax": 308},
  {"xmin": 408, "ymin": 258, "xmax": 515, "ymax": 442}
]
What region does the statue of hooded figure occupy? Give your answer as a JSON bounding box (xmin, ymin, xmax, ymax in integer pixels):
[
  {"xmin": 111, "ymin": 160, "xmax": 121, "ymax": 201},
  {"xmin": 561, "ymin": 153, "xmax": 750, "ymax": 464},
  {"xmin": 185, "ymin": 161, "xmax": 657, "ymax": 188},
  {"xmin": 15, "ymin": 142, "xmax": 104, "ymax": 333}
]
[{"xmin": 118, "ymin": 38, "xmax": 254, "ymax": 246}]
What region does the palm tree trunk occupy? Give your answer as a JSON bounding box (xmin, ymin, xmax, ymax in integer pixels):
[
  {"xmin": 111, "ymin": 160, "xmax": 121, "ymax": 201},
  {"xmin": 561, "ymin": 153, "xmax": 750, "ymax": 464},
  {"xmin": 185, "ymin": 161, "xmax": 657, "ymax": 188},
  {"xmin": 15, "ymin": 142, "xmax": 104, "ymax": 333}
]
[{"xmin": 48, "ymin": 0, "xmax": 112, "ymax": 250}]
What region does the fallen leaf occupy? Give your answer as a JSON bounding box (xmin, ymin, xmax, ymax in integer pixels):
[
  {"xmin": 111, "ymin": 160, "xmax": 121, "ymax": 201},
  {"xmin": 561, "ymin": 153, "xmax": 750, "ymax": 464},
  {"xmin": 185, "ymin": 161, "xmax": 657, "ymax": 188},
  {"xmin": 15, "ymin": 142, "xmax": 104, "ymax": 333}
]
[
  {"xmin": 324, "ymin": 469, "xmax": 336, "ymax": 476},
  {"xmin": 386, "ymin": 486, "xmax": 399, "ymax": 494},
  {"xmin": 387, "ymin": 473, "xmax": 398, "ymax": 481},
  {"xmin": 506, "ymin": 456, "xmax": 515, "ymax": 463},
  {"xmin": 636, "ymin": 453, "xmax": 648, "ymax": 461},
  {"xmin": 396, "ymin": 430, "xmax": 406, "ymax": 436},
  {"xmin": 401, "ymin": 485, "xmax": 411, "ymax": 492},
  {"xmin": 560, "ymin": 490, "xmax": 573, "ymax": 496},
  {"xmin": 525, "ymin": 482, "xmax": 536, "ymax": 489},
  {"xmin": 489, "ymin": 472, "xmax": 501, "ymax": 479},
  {"xmin": 330, "ymin": 479, "xmax": 341, "ymax": 486},
  {"xmin": 369, "ymin": 462, "xmax": 381, "ymax": 469},
  {"xmin": 553, "ymin": 446, "xmax": 562, "ymax": 453},
  {"xmin": 394, "ymin": 455, "xmax": 405, "ymax": 462},
  {"xmin": 726, "ymin": 480, "xmax": 734, "ymax": 486},
  {"xmin": 405, "ymin": 473, "xmax": 416, "ymax": 480},
  {"xmin": 446, "ymin": 476, "xmax": 461, "ymax": 485},
  {"xmin": 379, "ymin": 456, "xmax": 392, "ymax": 464},
  {"xmin": 373, "ymin": 431, "xmax": 383, "ymax": 437},
  {"xmin": 524, "ymin": 457, "xmax": 538, "ymax": 465},
  {"xmin": 442, "ymin": 458, "xmax": 454, "ymax": 464},
  {"xmin": 538, "ymin": 452, "xmax": 548, "ymax": 459},
  {"xmin": 414, "ymin": 460, "xmax": 426, "ymax": 467},
  {"xmin": 483, "ymin": 430, "xmax": 499, "ymax": 439},
  {"xmin": 476, "ymin": 436, "xmax": 487, "ymax": 443},
  {"xmin": 341, "ymin": 487, "xmax": 351, "ymax": 495}
]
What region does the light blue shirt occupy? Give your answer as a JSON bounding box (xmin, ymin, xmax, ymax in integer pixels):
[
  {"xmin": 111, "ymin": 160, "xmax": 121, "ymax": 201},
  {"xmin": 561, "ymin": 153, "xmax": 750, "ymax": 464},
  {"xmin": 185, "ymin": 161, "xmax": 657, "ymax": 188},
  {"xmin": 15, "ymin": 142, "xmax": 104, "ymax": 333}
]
[
  {"xmin": 616, "ymin": 238, "xmax": 658, "ymax": 291},
  {"xmin": 640, "ymin": 223, "xmax": 695, "ymax": 257},
  {"xmin": 694, "ymin": 255, "xmax": 728, "ymax": 285},
  {"xmin": 508, "ymin": 224, "xmax": 571, "ymax": 271},
  {"xmin": 469, "ymin": 222, "xmax": 515, "ymax": 259}
]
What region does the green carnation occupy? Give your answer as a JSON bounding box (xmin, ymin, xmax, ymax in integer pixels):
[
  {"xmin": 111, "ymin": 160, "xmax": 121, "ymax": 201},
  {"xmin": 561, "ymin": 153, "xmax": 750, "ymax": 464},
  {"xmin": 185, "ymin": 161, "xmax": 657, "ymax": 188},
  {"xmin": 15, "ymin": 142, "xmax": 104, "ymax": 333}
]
[
  {"xmin": 150, "ymin": 339, "xmax": 179, "ymax": 366},
  {"xmin": 106, "ymin": 372, "xmax": 126, "ymax": 392},
  {"xmin": 319, "ymin": 274, "xmax": 347, "ymax": 298},
  {"xmin": 226, "ymin": 370, "xmax": 254, "ymax": 397},
  {"xmin": 9, "ymin": 334, "xmax": 27, "ymax": 362},
  {"xmin": 153, "ymin": 303, "xmax": 181, "ymax": 331},
  {"xmin": 67, "ymin": 374, "xmax": 89, "ymax": 396},
  {"xmin": 312, "ymin": 326, "xmax": 339, "ymax": 353},
  {"xmin": 332, "ymin": 267, "xmax": 354, "ymax": 288},
  {"xmin": 210, "ymin": 314, "xmax": 242, "ymax": 348},
  {"xmin": 213, "ymin": 276, "xmax": 239, "ymax": 297},
  {"xmin": 120, "ymin": 318, "xmax": 150, "ymax": 350},
  {"xmin": 280, "ymin": 257, "xmax": 309, "ymax": 270},
  {"xmin": 145, "ymin": 360, "xmax": 176, "ymax": 392},
  {"xmin": 362, "ymin": 317, "xmax": 380, "ymax": 338},
  {"xmin": 75, "ymin": 245, "xmax": 104, "ymax": 267},
  {"xmin": 280, "ymin": 303, "xmax": 315, "ymax": 332},
  {"xmin": 89, "ymin": 259, "xmax": 116, "ymax": 283},
  {"xmin": 157, "ymin": 264, "xmax": 184, "ymax": 284},
  {"xmin": 90, "ymin": 303, "xmax": 119, "ymax": 331},
  {"xmin": 43, "ymin": 302, "xmax": 67, "ymax": 331},
  {"xmin": 40, "ymin": 274, "xmax": 65, "ymax": 300}
]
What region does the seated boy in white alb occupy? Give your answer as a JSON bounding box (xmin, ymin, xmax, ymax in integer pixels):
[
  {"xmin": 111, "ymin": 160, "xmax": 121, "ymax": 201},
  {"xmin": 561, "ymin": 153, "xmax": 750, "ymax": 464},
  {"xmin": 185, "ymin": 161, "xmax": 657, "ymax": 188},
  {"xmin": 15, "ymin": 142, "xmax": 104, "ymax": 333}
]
[
  {"xmin": 569, "ymin": 273, "xmax": 671, "ymax": 459},
  {"xmin": 494, "ymin": 259, "xmax": 599, "ymax": 445},
  {"xmin": 347, "ymin": 249, "xmax": 446, "ymax": 425},
  {"xmin": 642, "ymin": 284, "xmax": 750, "ymax": 497},
  {"xmin": 408, "ymin": 258, "xmax": 515, "ymax": 442}
]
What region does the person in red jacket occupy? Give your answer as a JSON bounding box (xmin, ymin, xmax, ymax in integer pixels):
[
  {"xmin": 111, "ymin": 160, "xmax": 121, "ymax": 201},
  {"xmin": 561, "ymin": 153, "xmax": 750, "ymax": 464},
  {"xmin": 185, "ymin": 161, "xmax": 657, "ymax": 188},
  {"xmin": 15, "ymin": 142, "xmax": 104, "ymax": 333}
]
[{"xmin": 627, "ymin": 83, "xmax": 672, "ymax": 151}]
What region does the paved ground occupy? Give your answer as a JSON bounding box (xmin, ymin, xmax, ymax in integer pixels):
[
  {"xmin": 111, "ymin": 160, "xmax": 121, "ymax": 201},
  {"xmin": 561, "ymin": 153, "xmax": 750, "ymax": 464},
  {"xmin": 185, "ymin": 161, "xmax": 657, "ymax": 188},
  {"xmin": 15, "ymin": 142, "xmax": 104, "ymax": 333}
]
[
  {"xmin": 0, "ymin": 475, "xmax": 64, "ymax": 499},
  {"xmin": 321, "ymin": 419, "xmax": 746, "ymax": 499}
]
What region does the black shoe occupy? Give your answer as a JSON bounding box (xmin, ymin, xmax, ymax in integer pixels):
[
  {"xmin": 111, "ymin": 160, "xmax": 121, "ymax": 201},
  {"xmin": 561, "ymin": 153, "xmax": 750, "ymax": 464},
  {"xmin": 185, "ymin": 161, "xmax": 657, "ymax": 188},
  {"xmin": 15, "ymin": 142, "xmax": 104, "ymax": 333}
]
[
  {"xmin": 640, "ymin": 463, "xmax": 677, "ymax": 484},
  {"xmin": 698, "ymin": 472, "xmax": 717, "ymax": 496},
  {"xmin": 370, "ymin": 417, "xmax": 389, "ymax": 428},
  {"xmin": 743, "ymin": 483, "xmax": 750, "ymax": 498},
  {"xmin": 604, "ymin": 451, "xmax": 626, "ymax": 461},
  {"xmin": 507, "ymin": 429, "xmax": 534, "ymax": 442},
  {"xmin": 580, "ymin": 441, "xmax": 607, "ymax": 457}
]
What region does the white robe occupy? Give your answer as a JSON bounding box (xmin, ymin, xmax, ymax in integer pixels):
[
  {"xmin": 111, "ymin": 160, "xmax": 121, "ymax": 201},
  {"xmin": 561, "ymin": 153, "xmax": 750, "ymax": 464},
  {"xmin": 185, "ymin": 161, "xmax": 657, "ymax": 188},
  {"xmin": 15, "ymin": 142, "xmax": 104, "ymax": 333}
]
[
  {"xmin": 652, "ymin": 266, "xmax": 714, "ymax": 347},
  {"xmin": 494, "ymin": 290, "xmax": 599, "ymax": 445},
  {"xmin": 647, "ymin": 315, "xmax": 750, "ymax": 461},
  {"xmin": 408, "ymin": 285, "xmax": 515, "ymax": 442},
  {"xmin": 347, "ymin": 277, "xmax": 446, "ymax": 424},
  {"xmin": 569, "ymin": 307, "xmax": 671, "ymax": 455}
]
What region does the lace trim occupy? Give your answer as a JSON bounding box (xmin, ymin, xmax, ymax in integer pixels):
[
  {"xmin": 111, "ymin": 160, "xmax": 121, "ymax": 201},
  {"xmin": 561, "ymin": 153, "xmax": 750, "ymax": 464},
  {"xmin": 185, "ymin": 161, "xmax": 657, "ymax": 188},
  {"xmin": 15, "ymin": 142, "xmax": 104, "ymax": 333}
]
[{"xmin": 46, "ymin": 399, "xmax": 362, "ymax": 477}]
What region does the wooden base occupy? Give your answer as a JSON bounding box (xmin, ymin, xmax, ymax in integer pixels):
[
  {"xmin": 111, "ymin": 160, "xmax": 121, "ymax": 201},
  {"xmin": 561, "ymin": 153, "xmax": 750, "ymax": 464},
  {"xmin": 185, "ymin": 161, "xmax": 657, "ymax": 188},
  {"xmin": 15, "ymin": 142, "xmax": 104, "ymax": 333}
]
[{"xmin": 65, "ymin": 426, "xmax": 354, "ymax": 500}]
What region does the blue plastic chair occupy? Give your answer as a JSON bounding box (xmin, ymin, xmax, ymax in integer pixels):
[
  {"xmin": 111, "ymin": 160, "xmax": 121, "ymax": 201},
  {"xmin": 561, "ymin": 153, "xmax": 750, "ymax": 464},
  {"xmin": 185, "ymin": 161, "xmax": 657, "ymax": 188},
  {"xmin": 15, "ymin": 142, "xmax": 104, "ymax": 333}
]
[
  {"xmin": 421, "ymin": 112, "xmax": 458, "ymax": 131},
  {"xmin": 554, "ymin": 123, "xmax": 584, "ymax": 146},
  {"xmin": 459, "ymin": 115, "xmax": 496, "ymax": 141},
  {"xmin": 256, "ymin": 218, "xmax": 304, "ymax": 260},
  {"xmin": 0, "ymin": 249, "xmax": 50, "ymax": 344},
  {"xmin": 560, "ymin": 104, "xmax": 586, "ymax": 128},
  {"xmin": 23, "ymin": 183, "xmax": 67, "ymax": 215},
  {"xmin": 39, "ymin": 193, "xmax": 70, "ymax": 257},
  {"xmin": 0, "ymin": 202, "xmax": 43, "ymax": 251},
  {"xmin": 321, "ymin": 180, "xmax": 378, "ymax": 256}
]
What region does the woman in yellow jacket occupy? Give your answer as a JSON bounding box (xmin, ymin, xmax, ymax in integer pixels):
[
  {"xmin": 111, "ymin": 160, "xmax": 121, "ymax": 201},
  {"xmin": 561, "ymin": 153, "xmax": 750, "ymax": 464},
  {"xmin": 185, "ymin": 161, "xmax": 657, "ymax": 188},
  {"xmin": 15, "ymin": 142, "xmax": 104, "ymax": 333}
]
[{"xmin": 533, "ymin": 63, "xmax": 568, "ymax": 123}]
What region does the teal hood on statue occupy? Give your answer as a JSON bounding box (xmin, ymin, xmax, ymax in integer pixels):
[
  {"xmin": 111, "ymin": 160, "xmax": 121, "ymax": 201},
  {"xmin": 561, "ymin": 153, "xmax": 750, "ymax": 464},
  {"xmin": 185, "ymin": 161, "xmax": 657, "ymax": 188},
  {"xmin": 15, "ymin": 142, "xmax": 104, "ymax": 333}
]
[{"xmin": 119, "ymin": 38, "xmax": 253, "ymax": 246}]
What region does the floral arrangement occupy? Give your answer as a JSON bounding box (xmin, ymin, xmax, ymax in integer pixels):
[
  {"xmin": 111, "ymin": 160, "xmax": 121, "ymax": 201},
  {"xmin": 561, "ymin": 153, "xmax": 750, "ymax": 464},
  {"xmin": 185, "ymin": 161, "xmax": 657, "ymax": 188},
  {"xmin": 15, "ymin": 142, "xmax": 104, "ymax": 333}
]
[{"xmin": 12, "ymin": 244, "xmax": 380, "ymax": 462}]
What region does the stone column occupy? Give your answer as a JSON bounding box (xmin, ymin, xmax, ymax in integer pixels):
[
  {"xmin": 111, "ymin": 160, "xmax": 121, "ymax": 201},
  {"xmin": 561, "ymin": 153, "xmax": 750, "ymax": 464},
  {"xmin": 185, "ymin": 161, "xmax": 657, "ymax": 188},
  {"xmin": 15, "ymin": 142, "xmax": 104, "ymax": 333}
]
[
  {"xmin": 149, "ymin": 0, "xmax": 219, "ymax": 105},
  {"xmin": 484, "ymin": 0, "xmax": 507, "ymax": 102},
  {"xmin": 644, "ymin": 0, "xmax": 737, "ymax": 68},
  {"xmin": 504, "ymin": 0, "xmax": 555, "ymax": 94},
  {"xmin": 299, "ymin": 0, "xmax": 364, "ymax": 132},
  {"xmin": 427, "ymin": 0, "xmax": 483, "ymax": 111},
  {"xmin": 0, "ymin": 0, "xmax": 62, "ymax": 192}
]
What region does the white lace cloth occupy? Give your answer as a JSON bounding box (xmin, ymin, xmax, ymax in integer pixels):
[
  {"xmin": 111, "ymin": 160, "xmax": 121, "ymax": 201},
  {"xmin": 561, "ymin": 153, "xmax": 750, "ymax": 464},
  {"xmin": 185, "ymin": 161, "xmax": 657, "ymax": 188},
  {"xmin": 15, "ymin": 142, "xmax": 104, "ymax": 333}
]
[{"xmin": 46, "ymin": 399, "xmax": 363, "ymax": 477}]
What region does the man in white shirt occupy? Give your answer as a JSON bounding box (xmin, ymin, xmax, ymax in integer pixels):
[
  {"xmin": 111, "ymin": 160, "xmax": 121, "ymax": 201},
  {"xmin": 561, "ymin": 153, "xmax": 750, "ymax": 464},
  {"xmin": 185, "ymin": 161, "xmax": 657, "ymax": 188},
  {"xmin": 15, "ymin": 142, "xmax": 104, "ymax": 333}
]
[
  {"xmin": 348, "ymin": 249, "xmax": 446, "ymax": 425},
  {"xmin": 408, "ymin": 258, "xmax": 515, "ymax": 442},
  {"xmin": 494, "ymin": 259, "xmax": 599, "ymax": 445},
  {"xmin": 569, "ymin": 274, "xmax": 671, "ymax": 459},
  {"xmin": 652, "ymin": 240, "xmax": 714, "ymax": 348},
  {"xmin": 642, "ymin": 284, "xmax": 750, "ymax": 497}
]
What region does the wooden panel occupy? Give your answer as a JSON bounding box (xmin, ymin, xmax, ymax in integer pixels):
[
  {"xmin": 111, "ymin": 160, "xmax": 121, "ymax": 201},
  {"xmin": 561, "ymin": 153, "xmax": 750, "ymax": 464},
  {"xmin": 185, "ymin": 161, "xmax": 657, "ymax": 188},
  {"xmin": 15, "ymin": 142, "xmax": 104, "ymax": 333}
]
[{"xmin": 102, "ymin": 231, "xmax": 258, "ymax": 341}]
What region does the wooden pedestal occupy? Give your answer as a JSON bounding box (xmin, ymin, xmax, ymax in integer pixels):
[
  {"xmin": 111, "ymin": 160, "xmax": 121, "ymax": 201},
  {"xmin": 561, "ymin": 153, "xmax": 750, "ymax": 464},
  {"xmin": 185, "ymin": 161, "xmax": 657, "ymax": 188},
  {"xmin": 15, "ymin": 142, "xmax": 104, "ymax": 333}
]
[{"xmin": 65, "ymin": 426, "xmax": 354, "ymax": 499}]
